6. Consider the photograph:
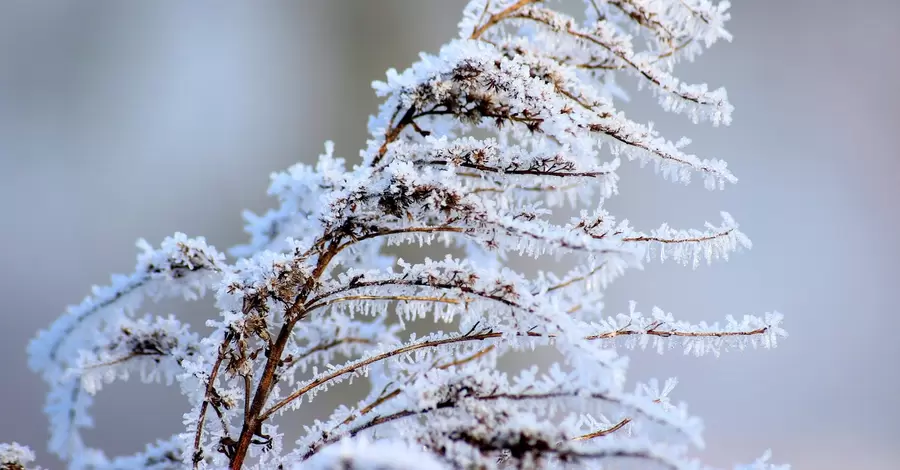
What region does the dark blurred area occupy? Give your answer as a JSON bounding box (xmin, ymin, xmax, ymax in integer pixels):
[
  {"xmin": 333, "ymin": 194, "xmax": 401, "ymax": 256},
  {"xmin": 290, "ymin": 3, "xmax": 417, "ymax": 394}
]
[{"xmin": 1, "ymin": 1, "xmax": 898, "ymax": 468}]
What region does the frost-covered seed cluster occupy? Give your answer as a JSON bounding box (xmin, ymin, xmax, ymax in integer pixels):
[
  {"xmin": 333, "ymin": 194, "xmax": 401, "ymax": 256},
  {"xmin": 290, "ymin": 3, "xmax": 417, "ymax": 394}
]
[
  {"xmin": 1, "ymin": 443, "xmax": 40, "ymax": 470},
  {"xmin": 11, "ymin": 1, "xmax": 788, "ymax": 469}
]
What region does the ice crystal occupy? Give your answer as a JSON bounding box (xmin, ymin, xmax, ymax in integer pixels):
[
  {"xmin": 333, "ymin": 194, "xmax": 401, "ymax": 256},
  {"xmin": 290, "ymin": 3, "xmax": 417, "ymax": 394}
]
[{"xmin": 12, "ymin": 2, "xmax": 788, "ymax": 469}]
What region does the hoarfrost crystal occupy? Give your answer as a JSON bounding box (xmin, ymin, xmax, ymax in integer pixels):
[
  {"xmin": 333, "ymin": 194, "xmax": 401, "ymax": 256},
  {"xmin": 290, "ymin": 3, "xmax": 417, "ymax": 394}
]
[{"xmin": 12, "ymin": 2, "xmax": 788, "ymax": 469}]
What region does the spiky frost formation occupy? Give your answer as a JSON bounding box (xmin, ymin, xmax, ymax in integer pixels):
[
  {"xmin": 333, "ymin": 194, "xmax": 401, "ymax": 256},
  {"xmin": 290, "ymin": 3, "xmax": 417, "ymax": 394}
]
[
  {"xmin": 1, "ymin": 443, "xmax": 41, "ymax": 470},
  {"xmin": 11, "ymin": 2, "xmax": 788, "ymax": 469}
]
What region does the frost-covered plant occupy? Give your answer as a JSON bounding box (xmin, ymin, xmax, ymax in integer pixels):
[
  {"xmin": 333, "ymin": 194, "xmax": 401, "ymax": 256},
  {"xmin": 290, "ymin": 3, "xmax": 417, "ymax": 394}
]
[
  {"xmin": 13, "ymin": 1, "xmax": 788, "ymax": 469},
  {"xmin": 1, "ymin": 443, "xmax": 41, "ymax": 470}
]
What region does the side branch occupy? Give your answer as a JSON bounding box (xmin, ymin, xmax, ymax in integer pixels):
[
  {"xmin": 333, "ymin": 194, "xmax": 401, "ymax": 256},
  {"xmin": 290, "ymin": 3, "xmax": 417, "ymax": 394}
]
[
  {"xmin": 193, "ymin": 332, "xmax": 231, "ymax": 468},
  {"xmin": 622, "ymin": 228, "xmax": 734, "ymax": 244},
  {"xmin": 469, "ymin": 0, "xmax": 537, "ymax": 39},
  {"xmin": 261, "ymin": 319, "xmax": 775, "ymax": 421}
]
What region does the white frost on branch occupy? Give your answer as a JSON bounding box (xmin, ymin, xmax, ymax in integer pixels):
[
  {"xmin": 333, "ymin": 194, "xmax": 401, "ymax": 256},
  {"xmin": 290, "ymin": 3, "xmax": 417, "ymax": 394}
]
[
  {"xmin": 298, "ymin": 437, "xmax": 447, "ymax": 470},
  {"xmin": 0, "ymin": 443, "xmax": 39, "ymax": 470},
  {"xmin": 12, "ymin": 2, "xmax": 789, "ymax": 470}
]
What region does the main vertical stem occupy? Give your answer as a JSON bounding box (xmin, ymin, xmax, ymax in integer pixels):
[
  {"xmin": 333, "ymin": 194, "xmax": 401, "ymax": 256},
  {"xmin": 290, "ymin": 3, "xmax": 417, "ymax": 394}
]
[
  {"xmin": 229, "ymin": 242, "xmax": 341, "ymax": 469},
  {"xmin": 229, "ymin": 319, "xmax": 296, "ymax": 469},
  {"xmin": 230, "ymin": 111, "xmax": 379, "ymax": 466}
]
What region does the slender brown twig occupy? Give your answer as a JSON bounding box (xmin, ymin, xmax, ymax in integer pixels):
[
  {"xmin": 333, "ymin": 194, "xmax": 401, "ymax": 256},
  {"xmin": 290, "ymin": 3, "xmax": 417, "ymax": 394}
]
[{"xmin": 194, "ymin": 333, "xmax": 231, "ymax": 468}]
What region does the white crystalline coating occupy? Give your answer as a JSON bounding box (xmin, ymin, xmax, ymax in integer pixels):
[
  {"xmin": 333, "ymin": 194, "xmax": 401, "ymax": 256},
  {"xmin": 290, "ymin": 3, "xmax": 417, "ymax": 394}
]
[
  {"xmin": 495, "ymin": 4, "xmax": 735, "ymax": 125},
  {"xmin": 40, "ymin": 314, "xmax": 204, "ymax": 463},
  {"xmin": 24, "ymin": 234, "xmax": 223, "ymax": 463},
  {"xmin": 15, "ymin": 2, "xmax": 790, "ymax": 470},
  {"xmin": 366, "ymin": 37, "xmax": 736, "ymax": 189},
  {"xmin": 232, "ymin": 142, "xmax": 344, "ymax": 257},
  {"xmin": 0, "ymin": 443, "xmax": 37, "ymax": 467},
  {"xmin": 735, "ymin": 450, "xmax": 791, "ymax": 470},
  {"xmin": 627, "ymin": 211, "xmax": 752, "ymax": 267},
  {"xmin": 74, "ymin": 314, "xmax": 200, "ymax": 395},
  {"xmin": 28, "ymin": 233, "xmax": 223, "ymax": 379},
  {"xmin": 296, "ymin": 437, "xmax": 448, "ymax": 470},
  {"xmin": 588, "ymin": 302, "xmax": 787, "ymax": 357}
]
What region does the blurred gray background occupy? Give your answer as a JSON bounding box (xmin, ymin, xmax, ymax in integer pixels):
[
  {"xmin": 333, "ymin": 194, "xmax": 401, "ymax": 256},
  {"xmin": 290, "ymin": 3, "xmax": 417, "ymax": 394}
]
[{"xmin": 1, "ymin": 1, "xmax": 898, "ymax": 468}]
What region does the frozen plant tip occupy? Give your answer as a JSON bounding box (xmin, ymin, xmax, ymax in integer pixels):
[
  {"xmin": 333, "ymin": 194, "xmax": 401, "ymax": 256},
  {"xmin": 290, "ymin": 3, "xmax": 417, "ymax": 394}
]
[{"xmin": 13, "ymin": 1, "xmax": 788, "ymax": 469}]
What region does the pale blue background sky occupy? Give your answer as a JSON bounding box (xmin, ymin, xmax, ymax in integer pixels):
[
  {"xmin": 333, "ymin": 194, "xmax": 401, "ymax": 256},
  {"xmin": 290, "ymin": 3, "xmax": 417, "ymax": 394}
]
[{"xmin": 1, "ymin": 1, "xmax": 898, "ymax": 468}]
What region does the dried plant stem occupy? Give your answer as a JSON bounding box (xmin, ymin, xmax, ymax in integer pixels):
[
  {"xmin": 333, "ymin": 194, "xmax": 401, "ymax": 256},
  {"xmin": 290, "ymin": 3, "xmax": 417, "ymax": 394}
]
[
  {"xmin": 229, "ymin": 242, "xmax": 343, "ymax": 469},
  {"xmin": 572, "ymin": 418, "xmax": 631, "ymax": 440},
  {"xmin": 17, "ymin": 2, "xmax": 785, "ymax": 468},
  {"xmin": 193, "ymin": 334, "xmax": 230, "ymax": 468},
  {"xmin": 469, "ymin": 0, "xmax": 536, "ymax": 39},
  {"xmin": 261, "ymin": 321, "xmax": 770, "ymax": 422}
]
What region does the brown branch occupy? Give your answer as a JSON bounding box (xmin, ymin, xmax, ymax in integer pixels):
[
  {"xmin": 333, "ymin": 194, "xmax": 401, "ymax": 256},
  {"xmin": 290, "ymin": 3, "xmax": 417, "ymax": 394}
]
[
  {"xmin": 622, "ymin": 228, "xmax": 734, "ymax": 244},
  {"xmin": 305, "ymin": 344, "xmax": 498, "ymax": 460},
  {"xmin": 538, "ymin": 263, "xmax": 608, "ymax": 295},
  {"xmin": 573, "ymin": 397, "xmax": 663, "ymax": 441},
  {"xmin": 301, "ymin": 392, "xmax": 654, "ymax": 462},
  {"xmin": 358, "ymin": 389, "xmax": 402, "ymax": 419},
  {"xmin": 475, "ymin": 0, "xmax": 493, "ymax": 30},
  {"xmin": 372, "ymin": 106, "xmax": 417, "ymax": 166},
  {"xmin": 259, "ymin": 333, "xmax": 498, "ymax": 420},
  {"xmin": 78, "ymin": 351, "xmax": 166, "ymax": 371},
  {"xmin": 306, "ymin": 279, "xmax": 521, "ymax": 315},
  {"xmin": 305, "ymin": 294, "xmax": 465, "ymax": 317},
  {"xmin": 509, "ymin": 10, "xmax": 719, "ymax": 108},
  {"xmin": 609, "ymin": 0, "xmax": 676, "ymax": 44},
  {"xmin": 586, "ymin": 325, "xmax": 769, "ymax": 340},
  {"xmin": 261, "ymin": 320, "xmax": 769, "ymax": 422},
  {"xmin": 572, "ymin": 418, "xmax": 631, "ymax": 440},
  {"xmin": 576, "ymin": 60, "xmax": 619, "ymax": 70},
  {"xmin": 395, "ymin": 52, "xmax": 725, "ymax": 181},
  {"xmin": 282, "ymin": 337, "xmax": 377, "ymax": 369},
  {"xmin": 437, "ymin": 345, "xmax": 496, "ymax": 369},
  {"xmin": 584, "ymin": 120, "xmax": 726, "ymax": 178},
  {"xmin": 193, "ymin": 333, "xmax": 230, "ymax": 468},
  {"xmin": 334, "ymin": 226, "xmax": 467, "ymax": 255},
  {"xmin": 423, "ymin": 159, "xmax": 612, "ymax": 179},
  {"xmin": 469, "ymin": 0, "xmax": 537, "ymax": 39},
  {"xmin": 679, "ymin": 0, "xmax": 712, "ymax": 24},
  {"xmin": 471, "ymin": 182, "xmax": 580, "ymax": 193},
  {"xmin": 242, "ymin": 374, "xmax": 252, "ymax": 422},
  {"xmin": 229, "ymin": 238, "xmax": 345, "ymax": 469}
]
